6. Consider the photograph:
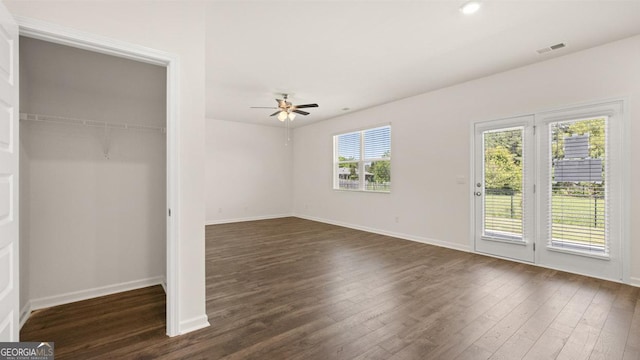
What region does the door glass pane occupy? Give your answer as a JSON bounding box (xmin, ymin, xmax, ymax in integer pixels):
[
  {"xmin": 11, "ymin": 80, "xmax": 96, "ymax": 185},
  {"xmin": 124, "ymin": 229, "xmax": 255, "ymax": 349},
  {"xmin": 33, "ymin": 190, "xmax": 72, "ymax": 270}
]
[
  {"xmin": 549, "ymin": 117, "xmax": 606, "ymax": 254},
  {"xmin": 483, "ymin": 128, "xmax": 524, "ymax": 241}
]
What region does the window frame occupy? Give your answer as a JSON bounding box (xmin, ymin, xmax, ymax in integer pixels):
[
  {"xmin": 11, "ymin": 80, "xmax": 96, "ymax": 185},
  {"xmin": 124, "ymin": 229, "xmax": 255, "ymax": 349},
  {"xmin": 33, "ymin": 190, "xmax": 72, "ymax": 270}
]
[{"xmin": 333, "ymin": 124, "xmax": 391, "ymax": 193}]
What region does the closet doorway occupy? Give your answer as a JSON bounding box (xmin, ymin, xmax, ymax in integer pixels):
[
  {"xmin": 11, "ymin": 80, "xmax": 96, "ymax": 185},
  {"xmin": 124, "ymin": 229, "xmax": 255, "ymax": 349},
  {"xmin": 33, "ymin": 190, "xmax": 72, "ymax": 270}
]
[{"xmin": 16, "ymin": 20, "xmax": 179, "ymax": 337}]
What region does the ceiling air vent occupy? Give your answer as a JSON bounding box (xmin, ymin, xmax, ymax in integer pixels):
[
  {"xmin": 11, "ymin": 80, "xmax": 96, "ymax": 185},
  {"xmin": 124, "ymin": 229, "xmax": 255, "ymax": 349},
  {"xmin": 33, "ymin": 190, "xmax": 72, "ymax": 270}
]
[{"xmin": 536, "ymin": 42, "xmax": 566, "ymax": 55}]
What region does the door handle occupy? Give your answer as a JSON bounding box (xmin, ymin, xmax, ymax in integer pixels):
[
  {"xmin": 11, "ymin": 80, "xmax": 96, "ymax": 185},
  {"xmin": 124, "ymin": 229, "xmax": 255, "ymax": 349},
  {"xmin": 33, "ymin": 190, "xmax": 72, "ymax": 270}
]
[{"xmin": 474, "ymin": 191, "xmax": 482, "ymax": 196}]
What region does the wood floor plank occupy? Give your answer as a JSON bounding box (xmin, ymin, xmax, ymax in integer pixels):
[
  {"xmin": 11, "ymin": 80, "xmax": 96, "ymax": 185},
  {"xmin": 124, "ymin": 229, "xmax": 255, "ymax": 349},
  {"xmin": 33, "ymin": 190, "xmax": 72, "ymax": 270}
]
[{"xmin": 19, "ymin": 217, "xmax": 640, "ymax": 360}]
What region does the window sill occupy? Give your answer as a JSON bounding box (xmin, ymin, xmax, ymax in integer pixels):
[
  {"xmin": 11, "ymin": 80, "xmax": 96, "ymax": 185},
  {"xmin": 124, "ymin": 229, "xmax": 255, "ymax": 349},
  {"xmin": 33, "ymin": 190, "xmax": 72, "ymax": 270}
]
[
  {"xmin": 333, "ymin": 188, "xmax": 391, "ymax": 194},
  {"xmin": 481, "ymin": 235, "xmax": 527, "ymax": 246},
  {"xmin": 547, "ymin": 245, "xmax": 610, "ymax": 261}
]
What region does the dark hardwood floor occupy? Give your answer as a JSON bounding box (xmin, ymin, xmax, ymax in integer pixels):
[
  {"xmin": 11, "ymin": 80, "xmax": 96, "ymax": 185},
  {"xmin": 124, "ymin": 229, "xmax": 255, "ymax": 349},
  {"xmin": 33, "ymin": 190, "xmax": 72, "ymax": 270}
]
[{"xmin": 21, "ymin": 217, "xmax": 640, "ymax": 359}]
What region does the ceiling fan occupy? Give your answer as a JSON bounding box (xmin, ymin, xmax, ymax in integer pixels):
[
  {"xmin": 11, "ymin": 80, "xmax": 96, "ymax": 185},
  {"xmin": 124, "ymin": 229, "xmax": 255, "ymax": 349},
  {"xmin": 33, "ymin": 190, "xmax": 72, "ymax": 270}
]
[{"xmin": 250, "ymin": 94, "xmax": 319, "ymax": 122}]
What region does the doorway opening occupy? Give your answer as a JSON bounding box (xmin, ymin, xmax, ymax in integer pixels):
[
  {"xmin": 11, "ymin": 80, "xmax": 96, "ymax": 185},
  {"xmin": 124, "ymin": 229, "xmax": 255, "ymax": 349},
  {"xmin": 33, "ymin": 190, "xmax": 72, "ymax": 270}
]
[{"xmin": 16, "ymin": 18, "xmax": 180, "ymax": 337}]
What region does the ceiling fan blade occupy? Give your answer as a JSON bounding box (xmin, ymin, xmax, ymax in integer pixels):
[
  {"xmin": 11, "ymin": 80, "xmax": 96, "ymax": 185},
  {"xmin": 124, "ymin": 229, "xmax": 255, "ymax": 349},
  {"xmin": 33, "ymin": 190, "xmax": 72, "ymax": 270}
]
[
  {"xmin": 270, "ymin": 111, "xmax": 281, "ymax": 116},
  {"xmin": 250, "ymin": 106, "xmax": 277, "ymax": 109},
  {"xmin": 293, "ymin": 110, "xmax": 310, "ymax": 116},
  {"xmin": 294, "ymin": 104, "xmax": 319, "ymax": 109}
]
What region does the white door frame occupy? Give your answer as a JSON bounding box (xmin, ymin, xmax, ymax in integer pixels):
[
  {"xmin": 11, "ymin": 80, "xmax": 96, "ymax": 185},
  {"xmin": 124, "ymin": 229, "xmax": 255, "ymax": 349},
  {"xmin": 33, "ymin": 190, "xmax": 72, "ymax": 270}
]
[{"xmin": 15, "ymin": 16, "xmax": 181, "ymax": 337}]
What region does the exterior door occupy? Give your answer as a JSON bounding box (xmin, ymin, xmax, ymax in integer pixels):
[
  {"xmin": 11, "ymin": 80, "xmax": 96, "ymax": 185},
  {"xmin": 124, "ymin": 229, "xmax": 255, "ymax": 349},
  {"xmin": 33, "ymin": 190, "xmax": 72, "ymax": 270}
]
[
  {"xmin": 536, "ymin": 100, "xmax": 624, "ymax": 281},
  {"xmin": 0, "ymin": 2, "xmax": 19, "ymax": 342},
  {"xmin": 473, "ymin": 100, "xmax": 625, "ymax": 282},
  {"xmin": 474, "ymin": 116, "xmax": 534, "ymax": 263}
]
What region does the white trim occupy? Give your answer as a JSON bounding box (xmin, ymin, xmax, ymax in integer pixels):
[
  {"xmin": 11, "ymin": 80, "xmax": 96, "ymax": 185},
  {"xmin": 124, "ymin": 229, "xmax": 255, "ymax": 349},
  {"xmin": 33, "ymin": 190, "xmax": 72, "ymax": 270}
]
[
  {"xmin": 14, "ymin": 16, "xmax": 182, "ymax": 336},
  {"xmin": 474, "ymin": 249, "xmax": 630, "ymax": 285},
  {"xmin": 165, "ymin": 42, "xmax": 181, "ymax": 338},
  {"xmin": 206, "ymin": 213, "xmax": 293, "ymax": 226},
  {"xmin": 29, "ymin": 276, "xmax": 164, "ymax": 311},
  {"xmin": 19, "ymin": 302, "xmax": 31, "ymax": 330},
  {"xmin": 295, "ymin": 215, "xmax": 470, "ymax": 253},
  {"xmin": 179, "ymin": 315, "xmax": 210, "ymax": 335},
  {"xmin": 469, "ymin": 120, "xmax": 476, "ymax": 252},
  {"xmin": 16, "ymin": 16, "xmax": 167, "ymax": 67},
  {"xmin": 630, "ymin": 277, "xmax": 640, "ymax": 288},
  {"xmin": 620, "ymin": 97, "xmax": 631, "ymax": 284}
]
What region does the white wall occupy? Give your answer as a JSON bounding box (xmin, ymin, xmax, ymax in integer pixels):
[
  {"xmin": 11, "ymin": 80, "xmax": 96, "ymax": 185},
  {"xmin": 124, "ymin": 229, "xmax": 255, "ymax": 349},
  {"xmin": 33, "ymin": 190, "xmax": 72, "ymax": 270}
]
[
  {"xmin": 293, "ymin": 35, "xmax": 640, "ymax": 283},
  {"xmin": 19, "ymin": 37, "xmax": 166, "ymax": 307},
  {"xmin": 6, "ymin": 1, "xmax": 208, "ymax": 333},
  {"xmin": 205, "ymin": 120, "xmax": 292, "ymax": 224}
]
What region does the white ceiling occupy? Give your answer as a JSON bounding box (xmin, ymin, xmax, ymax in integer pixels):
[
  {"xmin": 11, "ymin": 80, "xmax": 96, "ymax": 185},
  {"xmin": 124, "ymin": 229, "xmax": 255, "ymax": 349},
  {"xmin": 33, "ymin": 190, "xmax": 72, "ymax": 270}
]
[{"xmin": 205, "ymin": 1, "xmax": 640, "ymax": 127}]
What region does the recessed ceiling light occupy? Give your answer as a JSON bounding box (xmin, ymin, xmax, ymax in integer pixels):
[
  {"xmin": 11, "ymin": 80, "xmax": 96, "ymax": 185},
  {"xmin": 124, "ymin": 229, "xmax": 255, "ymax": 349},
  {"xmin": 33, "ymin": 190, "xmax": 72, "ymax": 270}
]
[{"xmin": 460, "ymin": 1, "xmax": 481, "ymax": 15}]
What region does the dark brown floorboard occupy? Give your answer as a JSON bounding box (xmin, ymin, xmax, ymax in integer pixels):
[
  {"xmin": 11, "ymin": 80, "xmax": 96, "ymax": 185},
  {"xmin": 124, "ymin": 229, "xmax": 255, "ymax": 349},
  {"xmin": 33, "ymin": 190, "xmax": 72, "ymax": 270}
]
[{"xmin": 21, "ymin": 217, "xmax": 640, "ymax": 359}]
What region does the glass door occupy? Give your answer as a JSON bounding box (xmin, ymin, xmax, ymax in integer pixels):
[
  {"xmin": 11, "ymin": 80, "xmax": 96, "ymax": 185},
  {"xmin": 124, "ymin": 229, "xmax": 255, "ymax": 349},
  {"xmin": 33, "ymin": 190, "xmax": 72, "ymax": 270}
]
[
  {"xmin": 474, "ymin": 116, "xmax": 534, "ymax": 263},
  {"xmin": 536, "ymin": 101, "xmax": 624, "ymax": 281}
]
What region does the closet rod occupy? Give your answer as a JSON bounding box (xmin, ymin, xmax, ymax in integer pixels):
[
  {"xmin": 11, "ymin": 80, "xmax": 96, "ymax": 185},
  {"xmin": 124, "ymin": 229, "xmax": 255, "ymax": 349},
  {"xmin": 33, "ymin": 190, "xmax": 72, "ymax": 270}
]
[{"xmin": 20, "ymin": 113, "xmax": 166, "ymax": 133}]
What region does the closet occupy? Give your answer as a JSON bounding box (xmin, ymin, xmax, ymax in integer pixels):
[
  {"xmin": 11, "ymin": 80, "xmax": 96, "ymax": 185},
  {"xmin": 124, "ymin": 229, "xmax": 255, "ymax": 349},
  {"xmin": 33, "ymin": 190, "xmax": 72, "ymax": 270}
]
[{"xmin": 18, "ymin": 36, "xmax": 166, "ymax": 322}]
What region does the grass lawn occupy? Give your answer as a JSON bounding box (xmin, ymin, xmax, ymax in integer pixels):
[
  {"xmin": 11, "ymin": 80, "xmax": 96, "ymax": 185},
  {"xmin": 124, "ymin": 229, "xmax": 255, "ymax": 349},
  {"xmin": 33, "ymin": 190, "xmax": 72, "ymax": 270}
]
[{"xmin": 484, "ymin": 193, "xmax": 604, "ymax": 245}]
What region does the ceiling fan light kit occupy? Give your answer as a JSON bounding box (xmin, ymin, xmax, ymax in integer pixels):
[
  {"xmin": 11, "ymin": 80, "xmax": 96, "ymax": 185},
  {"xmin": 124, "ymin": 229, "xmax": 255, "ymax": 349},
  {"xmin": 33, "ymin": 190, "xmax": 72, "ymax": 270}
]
[{"xmin": 251, "ymin": 94, "xmax": 318, "ymax": 123}]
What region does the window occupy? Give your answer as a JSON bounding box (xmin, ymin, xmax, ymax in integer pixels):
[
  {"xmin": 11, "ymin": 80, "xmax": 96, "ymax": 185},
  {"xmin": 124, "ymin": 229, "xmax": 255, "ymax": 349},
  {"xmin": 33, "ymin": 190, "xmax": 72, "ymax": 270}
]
[
  {"xmin": 334, "ymin": 125, "xmax": 391, "ymax": 192},
  {"xmin": 483, "ymin": 127, "xmax": 525, "ymax": 240},
  {"xmin": 549, "ymin": 117, "xmax": 607, "ymax": 254}
]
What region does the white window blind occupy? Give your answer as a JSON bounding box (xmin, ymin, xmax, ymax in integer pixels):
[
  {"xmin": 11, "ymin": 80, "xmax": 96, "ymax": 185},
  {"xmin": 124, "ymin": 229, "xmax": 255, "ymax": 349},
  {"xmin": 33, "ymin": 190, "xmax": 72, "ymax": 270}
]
[
  {"xmin": 335, "ymin": 125, "xmax": 391, "ymax": 192},
  {"xmin": 549, "ymin": 117, "xmax": 607, "ymax": 254}
]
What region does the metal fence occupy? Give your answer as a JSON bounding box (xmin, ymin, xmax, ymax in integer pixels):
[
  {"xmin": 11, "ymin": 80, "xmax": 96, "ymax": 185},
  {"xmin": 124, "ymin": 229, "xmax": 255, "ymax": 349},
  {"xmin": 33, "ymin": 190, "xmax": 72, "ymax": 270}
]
[{"xmin": 338, "ymin": 179, "xmax": 390, "ymax": 192}]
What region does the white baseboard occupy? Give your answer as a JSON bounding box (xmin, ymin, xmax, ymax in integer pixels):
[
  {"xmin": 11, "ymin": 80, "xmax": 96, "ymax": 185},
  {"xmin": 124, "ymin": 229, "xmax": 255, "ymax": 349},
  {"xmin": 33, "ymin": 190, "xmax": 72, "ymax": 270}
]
[
  {"xmin": 206, "ymin": 213, "xmax": 293, "ymax": 226},
  {"xmin": 295, "ymin": 214, "xmax": 470, "ymax": 253},
  {"xmin": 179, "ymin": 314, "xmax": 210, "ymax": 335},
  {"xmin": 630, "ymin": 277, "xmax": 640, "ymax": 288},
  {"xmin": 29, "ymin": 276, "xmax": 165, "ymax": 311},
  {"xmin": 19, "ymin": 302, "xmax": 32, "ymax": 330}
]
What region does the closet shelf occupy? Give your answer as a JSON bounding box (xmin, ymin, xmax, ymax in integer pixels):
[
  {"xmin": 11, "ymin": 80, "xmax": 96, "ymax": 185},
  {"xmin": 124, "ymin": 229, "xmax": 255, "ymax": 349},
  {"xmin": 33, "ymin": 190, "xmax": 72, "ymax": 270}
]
[{"xmin": 20, "ymin": 113, "xmax": 166, "ymax": 133}]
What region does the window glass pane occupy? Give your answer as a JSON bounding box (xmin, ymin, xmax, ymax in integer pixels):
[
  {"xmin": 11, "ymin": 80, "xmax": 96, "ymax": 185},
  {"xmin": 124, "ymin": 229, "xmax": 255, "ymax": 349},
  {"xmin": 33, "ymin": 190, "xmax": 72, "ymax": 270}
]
[
  {"xmin": 550, "ymin": 117, "xmax": 606, "ymax": 254},
  {"xmin": 334, "ymin": 125, "xmax": 391, "ymax": 192},
  {"xmin": 337, "ymin": 163, "xmax": 359, "ymax": 190},
  {"xmin": 364, "ymin": 126, "xmax": 391, "ymax": 160},
  {"xmin": 483, "ymin": 128, "xmax": 524, "ymax": 240},
  {"xmin": 364, "ymin": 160, "xmax": 391, "ymax": 192},
  {"xmin": 337, "ymin": 132, "xmax": 360, "ymax": 161}
]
